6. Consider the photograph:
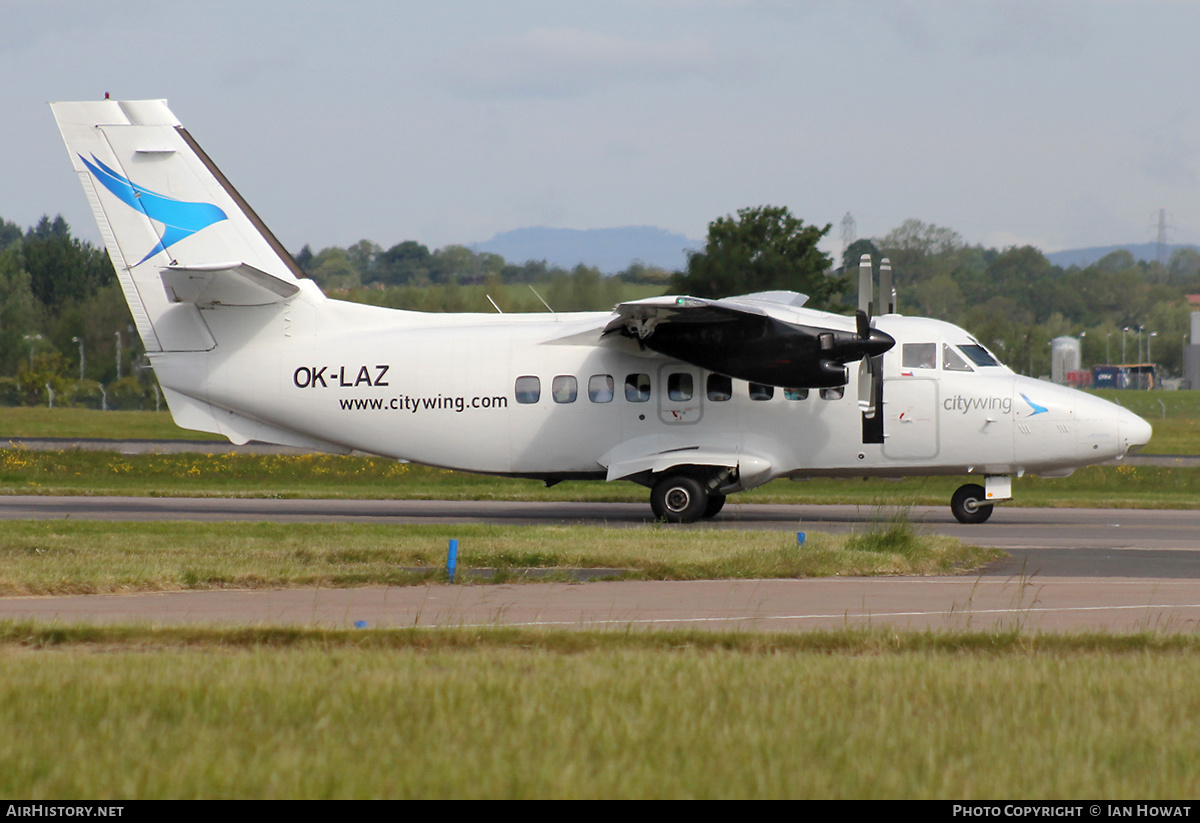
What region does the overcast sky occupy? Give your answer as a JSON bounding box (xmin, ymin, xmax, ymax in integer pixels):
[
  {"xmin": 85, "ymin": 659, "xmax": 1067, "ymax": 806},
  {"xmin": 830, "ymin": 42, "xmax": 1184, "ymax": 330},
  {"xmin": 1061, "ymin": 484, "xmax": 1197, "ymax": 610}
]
[{"xmin": 4, "ymin": 0, "xmax": 1199, "ymax": 260}]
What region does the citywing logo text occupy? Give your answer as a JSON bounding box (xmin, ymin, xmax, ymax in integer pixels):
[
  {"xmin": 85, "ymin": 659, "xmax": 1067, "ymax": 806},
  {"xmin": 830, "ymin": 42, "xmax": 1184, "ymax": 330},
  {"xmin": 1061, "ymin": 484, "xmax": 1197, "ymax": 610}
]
[
  {"xmin": 80, "ymin": 154, "xmax": 227, "ymax": 264},
  {"xmin": 943, "ymin": 394, "xmax": 1013, "ymax": 416}
]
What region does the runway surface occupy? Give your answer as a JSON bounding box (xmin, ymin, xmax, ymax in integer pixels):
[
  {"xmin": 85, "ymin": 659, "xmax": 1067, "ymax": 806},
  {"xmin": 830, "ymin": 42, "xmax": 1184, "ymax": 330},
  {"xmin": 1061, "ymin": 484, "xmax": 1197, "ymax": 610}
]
[{"xmin": 1, "ymin": 495, "xmax": 1199, "ymax": 632}]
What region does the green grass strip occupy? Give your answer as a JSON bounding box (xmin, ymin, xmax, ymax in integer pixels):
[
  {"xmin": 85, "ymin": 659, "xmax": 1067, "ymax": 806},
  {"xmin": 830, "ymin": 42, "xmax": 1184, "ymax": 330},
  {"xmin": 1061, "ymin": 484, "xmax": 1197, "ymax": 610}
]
[
  {"xmin": 1, "ymin": 624, "xmax": 1199, "ymax": 798},
  {"xmin": 0, "ymin": 519, "xmax": 997, "ymax": 595},
  {"xmin": 3, "ymin": 620, "xmax": 1200, "ymax": 654}
]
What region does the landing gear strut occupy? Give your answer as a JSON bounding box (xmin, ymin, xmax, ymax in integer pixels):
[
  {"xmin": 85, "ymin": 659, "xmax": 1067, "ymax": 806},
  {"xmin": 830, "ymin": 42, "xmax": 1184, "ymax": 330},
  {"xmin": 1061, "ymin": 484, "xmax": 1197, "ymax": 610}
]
[{"xmin": 950, "ymin": 483, "xmax": 993, "ymax": 524}]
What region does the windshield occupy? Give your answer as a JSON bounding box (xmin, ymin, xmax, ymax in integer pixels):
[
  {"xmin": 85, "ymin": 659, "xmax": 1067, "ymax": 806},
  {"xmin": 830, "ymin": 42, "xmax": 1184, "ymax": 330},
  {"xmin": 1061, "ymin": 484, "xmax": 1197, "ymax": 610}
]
[{"xmin": 959, "ymin": 344, "xmax": 1002, "ymax": 367}]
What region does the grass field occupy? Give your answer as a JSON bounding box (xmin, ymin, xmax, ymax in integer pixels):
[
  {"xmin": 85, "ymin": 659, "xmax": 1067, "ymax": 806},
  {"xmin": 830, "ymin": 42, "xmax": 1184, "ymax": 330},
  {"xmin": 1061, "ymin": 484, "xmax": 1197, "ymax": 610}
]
[
  {"xmin": 1, "ymin": 625, "xmax": 1198, "ymax": 799},
  {"xmin": 1, "ymin": 407, "xmax": 222, "ymax": 440},
  {"xmin": 0, "ymin": 519, "xmax": 996, "ymax": 594}
]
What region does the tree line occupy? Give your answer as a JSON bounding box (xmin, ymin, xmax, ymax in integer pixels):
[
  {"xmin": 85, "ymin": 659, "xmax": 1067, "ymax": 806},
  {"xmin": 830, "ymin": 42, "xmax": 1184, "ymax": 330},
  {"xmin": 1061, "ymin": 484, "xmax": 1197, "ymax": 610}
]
[
  {"xmin": 1, "ymin": 207, "xmax": 1196, "ymax": 408},
  {"xmin": 848, "ymin": 219, "xmax": 1196, "ymax": 379}
]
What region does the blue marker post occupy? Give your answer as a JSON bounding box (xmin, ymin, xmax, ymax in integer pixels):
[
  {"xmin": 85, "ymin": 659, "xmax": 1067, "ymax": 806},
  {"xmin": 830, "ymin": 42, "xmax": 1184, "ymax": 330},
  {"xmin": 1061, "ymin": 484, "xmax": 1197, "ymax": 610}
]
[{"xmin": 447, "ymin": 538, "xmax": 458, "ymax": 583}]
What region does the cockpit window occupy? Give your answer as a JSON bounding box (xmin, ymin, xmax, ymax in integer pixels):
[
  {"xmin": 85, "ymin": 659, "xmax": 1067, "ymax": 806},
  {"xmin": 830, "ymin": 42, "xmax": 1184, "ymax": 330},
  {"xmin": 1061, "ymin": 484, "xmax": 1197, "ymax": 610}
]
[
  {"xmin": 902, "ymin": 343, "xmax": 936, "ymax": 369},
  {"xmin": 942, "ymin": 344, "xmax": 972, "ymax": 372},
  {"xmin": 959, "ymin": 344, "xmax": 1001, "ymax": 367}
]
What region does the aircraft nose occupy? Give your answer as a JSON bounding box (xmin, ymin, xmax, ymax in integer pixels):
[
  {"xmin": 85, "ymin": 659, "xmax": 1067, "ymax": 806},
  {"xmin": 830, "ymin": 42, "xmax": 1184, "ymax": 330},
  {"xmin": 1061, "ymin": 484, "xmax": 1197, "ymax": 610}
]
[{"xmin": 1120, "ymin": 407, "xmax": 1153, "ymax": 455}]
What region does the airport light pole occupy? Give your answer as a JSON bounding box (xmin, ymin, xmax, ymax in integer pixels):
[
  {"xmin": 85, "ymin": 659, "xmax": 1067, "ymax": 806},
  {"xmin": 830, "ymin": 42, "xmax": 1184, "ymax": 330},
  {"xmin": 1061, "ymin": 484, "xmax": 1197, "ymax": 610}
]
[
  {"xmin": 1137, "ymin": 326, "xmax": 1145, "ymax": 389},
  {"xmin": 22, "ymin": 334, "xmax": 43, "ymax": 368},
  {"xmin": 72, "ymin": 336, "xmax": 85, "ymax": 381}
]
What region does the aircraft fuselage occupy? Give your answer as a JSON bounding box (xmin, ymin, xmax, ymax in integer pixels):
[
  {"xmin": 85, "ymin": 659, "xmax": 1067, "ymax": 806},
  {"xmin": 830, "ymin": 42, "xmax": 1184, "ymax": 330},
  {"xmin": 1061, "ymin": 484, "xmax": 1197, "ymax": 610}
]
[{"xmin": 150, "ymin": 298, "xmax": 1149, "ymax": 493}]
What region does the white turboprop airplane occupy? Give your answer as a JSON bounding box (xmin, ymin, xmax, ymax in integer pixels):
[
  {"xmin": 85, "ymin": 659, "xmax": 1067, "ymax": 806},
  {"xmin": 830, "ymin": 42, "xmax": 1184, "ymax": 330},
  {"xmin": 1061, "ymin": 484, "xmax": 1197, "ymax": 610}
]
[{"xmin": 51, "ymin": 99, "xmax": 1152, "ymax": 523}]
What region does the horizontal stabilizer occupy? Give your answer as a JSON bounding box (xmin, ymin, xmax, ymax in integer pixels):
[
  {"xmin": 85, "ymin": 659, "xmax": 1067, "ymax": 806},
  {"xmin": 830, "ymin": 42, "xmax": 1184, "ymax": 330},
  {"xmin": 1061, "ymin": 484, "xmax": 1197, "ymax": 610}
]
[{"xmin": 161, "ymin": 262, "xmax": 301, "ymax": 307}]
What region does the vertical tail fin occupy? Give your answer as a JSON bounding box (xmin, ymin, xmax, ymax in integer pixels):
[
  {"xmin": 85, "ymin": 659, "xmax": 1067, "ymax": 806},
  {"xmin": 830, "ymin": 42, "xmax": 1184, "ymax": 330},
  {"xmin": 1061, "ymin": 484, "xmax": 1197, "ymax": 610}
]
[{"xmin": 50, "ymin": 99, "xmax": 314, "ymax": 352}]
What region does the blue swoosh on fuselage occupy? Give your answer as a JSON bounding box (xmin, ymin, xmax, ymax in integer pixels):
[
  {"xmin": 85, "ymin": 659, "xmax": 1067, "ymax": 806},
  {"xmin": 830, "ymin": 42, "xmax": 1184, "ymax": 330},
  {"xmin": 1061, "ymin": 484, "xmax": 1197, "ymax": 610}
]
[
  {"xmin": 1020, "ymin": 393, "xmax": 1048, "ymax": 416},
  {"xmin": 80, "ymin": 154, "xmax": 227, "ymax": 264}
]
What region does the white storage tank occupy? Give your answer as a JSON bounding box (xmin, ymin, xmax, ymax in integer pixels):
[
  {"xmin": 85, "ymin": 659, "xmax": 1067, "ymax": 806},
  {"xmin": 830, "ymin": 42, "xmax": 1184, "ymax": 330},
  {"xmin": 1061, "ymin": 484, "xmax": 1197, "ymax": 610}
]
[{"xmin": 1051, "ymin": 336, "xmax": 1082, "ymax": 384}]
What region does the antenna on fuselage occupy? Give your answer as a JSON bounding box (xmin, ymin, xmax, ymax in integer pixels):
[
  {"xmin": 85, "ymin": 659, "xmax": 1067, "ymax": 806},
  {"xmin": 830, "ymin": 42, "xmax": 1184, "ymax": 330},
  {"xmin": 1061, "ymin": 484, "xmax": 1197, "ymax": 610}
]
[
  {"xmin": 486, "ymin": 294, "xmax": 503, "ymax": 313},
  {"xmin": 528, "ymin": 285, "xmax": 555, "ymax": 315}
]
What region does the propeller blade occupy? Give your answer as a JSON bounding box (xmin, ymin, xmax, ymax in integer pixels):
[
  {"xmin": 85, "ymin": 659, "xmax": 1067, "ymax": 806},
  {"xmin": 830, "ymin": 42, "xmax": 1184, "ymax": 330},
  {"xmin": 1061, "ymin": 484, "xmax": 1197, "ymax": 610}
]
[
  {"xmin": 879, "ymin": 258, "xmax": 894, "ymax": 315},
  {"xmin": 856, "ymin": 309, "xmax": 870, "ymax": 340},
  {"xmin": 858, "ymin": 254, "xmax": 873, "ymax": 318},
  {"xmin": 860, "ymin": 352, "xmax": 885, "ymax": 444},
  {"xmin": 857, "ymin": 357, "xmax": 872, "ymax": 413}
]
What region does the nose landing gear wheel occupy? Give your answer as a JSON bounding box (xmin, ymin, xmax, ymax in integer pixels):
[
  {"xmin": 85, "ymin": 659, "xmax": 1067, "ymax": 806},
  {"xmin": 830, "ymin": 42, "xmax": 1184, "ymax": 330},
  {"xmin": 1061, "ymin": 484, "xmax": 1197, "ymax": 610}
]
[
  {"xmin": 951, "ymin": 483, "xmax": 994, "ymax": 524},
  {"xmin": 650, "ymin": 475, "xmax": 709, "ymax": 523}
]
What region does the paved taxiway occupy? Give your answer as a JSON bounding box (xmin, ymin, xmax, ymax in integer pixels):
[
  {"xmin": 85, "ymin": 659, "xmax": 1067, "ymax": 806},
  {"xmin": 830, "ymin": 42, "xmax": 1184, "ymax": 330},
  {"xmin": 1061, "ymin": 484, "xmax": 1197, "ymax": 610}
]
[{"xmin": 1, "ymin": 496, "xmax": 1199, "ymax": 632}]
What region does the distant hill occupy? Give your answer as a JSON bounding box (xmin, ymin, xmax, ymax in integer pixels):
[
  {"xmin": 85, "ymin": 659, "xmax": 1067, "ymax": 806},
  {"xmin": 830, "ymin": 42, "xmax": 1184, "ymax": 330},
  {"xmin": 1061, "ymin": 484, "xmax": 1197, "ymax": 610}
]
[
  {"xmin": 1045, "ymin": 242, "xmax": 1200, "ymax": 269},
  {"xmin": 470, "ymin": 226, "xmax": 702, "ymax": 274}
]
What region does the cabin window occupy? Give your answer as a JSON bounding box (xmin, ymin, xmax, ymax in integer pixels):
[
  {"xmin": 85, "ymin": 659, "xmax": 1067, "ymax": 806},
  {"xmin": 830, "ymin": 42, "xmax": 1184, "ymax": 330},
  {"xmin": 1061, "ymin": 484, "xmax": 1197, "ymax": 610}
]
[
  {"xmin": 589, "ymin": 375, "xmax": 614, "ymax": 403},
  {"xmin": 707, "ymin": 374, "xmax": 732, "ymax": 401},
  {"xmin": 820, "ymin": 387, "xmax": 844, "ymax": 400},
  {"xmin": 625, "ymin": 373, "xmax": 651, "ymax": 402},
  {"xmin": 942, "ymin": 344, "xmax": 972, "ymax": 372},
  {"xmin": 784, "ymin": 388, "xmax": 808, "ymax": 401},
  {"xmin": 515, "ymin": 375, "xmax": 541, "ymax": 404},
  {"xmin": 749, "ymin": 383, "xmax": 774, "ymax": 401},
  {"xmin": 902, "ymin": 343, "xmax": 936, "ymax": 369},
  {"xmin": 552, "ymin": 375, "xmax": 578, "ymax": 403},
  {"xmin": 668, "ymin": 373, "xmax": 694, "ymax": 402}
]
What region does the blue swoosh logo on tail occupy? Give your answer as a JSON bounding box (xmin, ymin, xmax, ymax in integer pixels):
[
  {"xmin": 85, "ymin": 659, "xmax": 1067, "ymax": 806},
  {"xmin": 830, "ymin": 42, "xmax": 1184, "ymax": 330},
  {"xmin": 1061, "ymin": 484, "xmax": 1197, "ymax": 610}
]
[{"xmin": 80, "ymin": 154, "xmax": 227, "ymax": 264}]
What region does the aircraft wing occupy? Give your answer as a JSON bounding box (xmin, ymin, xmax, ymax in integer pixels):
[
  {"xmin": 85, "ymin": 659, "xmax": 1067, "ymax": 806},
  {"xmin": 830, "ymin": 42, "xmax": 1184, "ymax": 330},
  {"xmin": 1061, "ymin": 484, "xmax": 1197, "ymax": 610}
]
[{"xmin": 604, "ymin": 291, "xmax": 894, "ymax": 388}]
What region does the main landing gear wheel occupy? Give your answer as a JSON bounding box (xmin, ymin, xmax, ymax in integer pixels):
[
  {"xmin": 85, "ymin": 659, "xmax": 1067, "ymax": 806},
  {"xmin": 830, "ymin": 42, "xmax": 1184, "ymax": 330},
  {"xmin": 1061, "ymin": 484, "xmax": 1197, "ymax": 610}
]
[
  {"xmin": 703, "ymin": 493, "xmax": 727, "ymax": 519},
  {"xmin": 650, "ymin": 474, "xmax": 708, "ymax": 524},
  {"xmin": 950, "ymin": 483, "xmax": 994, "ymax": 524}
]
